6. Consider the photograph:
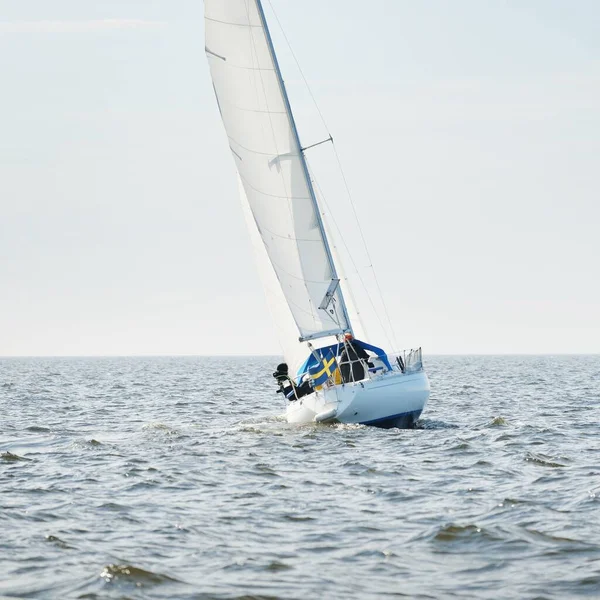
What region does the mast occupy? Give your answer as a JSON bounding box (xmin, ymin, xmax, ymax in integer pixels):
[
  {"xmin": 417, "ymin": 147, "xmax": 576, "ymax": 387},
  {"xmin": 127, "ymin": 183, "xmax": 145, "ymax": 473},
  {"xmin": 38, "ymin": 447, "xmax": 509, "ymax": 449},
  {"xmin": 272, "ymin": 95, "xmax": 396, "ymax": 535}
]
[{"xmin": 254, "ymin": 0, "xmax": 354, "ymax": 341}]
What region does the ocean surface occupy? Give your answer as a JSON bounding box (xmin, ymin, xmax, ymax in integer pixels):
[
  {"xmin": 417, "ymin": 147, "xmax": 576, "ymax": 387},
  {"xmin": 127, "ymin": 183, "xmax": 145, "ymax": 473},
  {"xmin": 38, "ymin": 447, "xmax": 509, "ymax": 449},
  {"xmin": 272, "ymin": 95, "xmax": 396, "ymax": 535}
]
[{"xmin": 1, "ymin": 355, "xmax": 599, "ymax": 599}]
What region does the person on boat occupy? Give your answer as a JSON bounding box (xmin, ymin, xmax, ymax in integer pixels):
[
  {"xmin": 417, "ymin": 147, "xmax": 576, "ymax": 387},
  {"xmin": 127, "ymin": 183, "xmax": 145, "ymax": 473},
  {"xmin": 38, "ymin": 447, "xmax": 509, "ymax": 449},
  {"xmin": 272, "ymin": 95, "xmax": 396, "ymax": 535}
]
[
  {"xmin": 273, "ymin": 363, "xmax": 312, "ymax": 401},
  {"xmin": 339, "ymin": 333, "xmax": 373, "ymax": 383}
]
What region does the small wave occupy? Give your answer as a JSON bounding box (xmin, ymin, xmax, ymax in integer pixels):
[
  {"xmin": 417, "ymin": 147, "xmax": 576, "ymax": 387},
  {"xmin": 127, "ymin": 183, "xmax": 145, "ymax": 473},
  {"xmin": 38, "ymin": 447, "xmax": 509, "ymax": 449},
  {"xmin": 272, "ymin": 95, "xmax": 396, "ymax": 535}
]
[
  {"xmin": 264, "ymin": 560, "xmax": 293, "ymax": 572},
  {"xmin": 141, "ymin": 423, "xmax": 180, "ymax": 435},
  {"xmin": 1, "ymin": 451, "xmax": 32, "ymax": 462},
  {"xmin": 433, "ymin": 524, "xmax": 501, "ymax": 544},
  {"xmin": 233, "ymin": 491, "xmax": 264, "ymax": 499},
  {"xmin": 98, "ymin": 502, "xmax": 129, "ymax": 512},
  {"xmin": 523, "ymin": 528, "xmax": 587, "ymax": 546},
  {"xmin": 449, "ymin": 441, "xmax": 470, "ymax": 451},
  {"xmin": 333, "ymin": 423, "xmax": 366, "ymax": 431},
  {"xmin": 354, "ymin": 547, "xmax": 395, "ymax": 559},
  {"xmin": 255, "ymin": 463, "xmax": 280, "ymax": 477},
  {"xmin": 71, "ymin": 438, "xmax": 106, "ymax": 451},
  {"xmin": 416, "ymin": 419, "xmax": 459, "ymax": 429},
  {"xmin": 45, "ymin": 534, "xmax": 73, "ymax": 549},
  {"xmin": 237, "ymin": 424, "xmax": 284, "ymax": 436},
  {"xmin": 283, "ymin": 514, "xmax": 315, "ymax": 522},
  {"xmin": 26, "ymin": 425, "xmax": 50, "ymax": 432},
  {"xmin": 100, "ymin": 564, "xmax": 179, "ymax": 586},
  {"xmin": 500, "ymin": 497, "xmax": 528, "ymax": 506},
  {"xmin": 227, "ymin": 596, "xmax": 282, "ymax": 600},
  {"xmin": 234, "ymin": 413, "xmax": 288, "ymax": 433},
  {"xmin": 525, "ymin": 452, "xmax": 566, "ymax": 468},
  {"xmin": 578, "ymin": 575, "xmax": 600, "ymax": 587}
]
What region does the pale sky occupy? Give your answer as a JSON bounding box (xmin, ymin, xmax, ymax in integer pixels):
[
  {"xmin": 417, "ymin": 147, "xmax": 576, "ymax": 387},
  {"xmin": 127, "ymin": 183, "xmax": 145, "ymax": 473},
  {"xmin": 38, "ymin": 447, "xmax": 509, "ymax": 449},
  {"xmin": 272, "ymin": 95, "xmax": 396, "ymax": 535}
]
[{"xmin": 1, "ymin": 0, "xmax": 598, "ymax": 356}]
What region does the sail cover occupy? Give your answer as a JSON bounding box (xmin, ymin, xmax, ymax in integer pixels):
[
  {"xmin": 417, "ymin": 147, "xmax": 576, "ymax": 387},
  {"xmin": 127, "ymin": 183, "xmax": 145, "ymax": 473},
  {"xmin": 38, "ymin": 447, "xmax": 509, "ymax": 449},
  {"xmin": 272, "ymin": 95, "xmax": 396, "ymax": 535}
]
[{"xmin": 205, "ymin": 0, "xmax": 350, "ymax": 341}]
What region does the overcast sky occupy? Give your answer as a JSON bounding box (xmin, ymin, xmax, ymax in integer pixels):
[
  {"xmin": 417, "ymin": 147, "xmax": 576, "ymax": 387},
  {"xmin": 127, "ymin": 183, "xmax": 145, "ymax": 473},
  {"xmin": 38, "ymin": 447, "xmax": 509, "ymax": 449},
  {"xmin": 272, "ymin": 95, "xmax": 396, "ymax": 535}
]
[{"xmin": 1, "ymin": 0, "xmax": 598, "ymax": 356}]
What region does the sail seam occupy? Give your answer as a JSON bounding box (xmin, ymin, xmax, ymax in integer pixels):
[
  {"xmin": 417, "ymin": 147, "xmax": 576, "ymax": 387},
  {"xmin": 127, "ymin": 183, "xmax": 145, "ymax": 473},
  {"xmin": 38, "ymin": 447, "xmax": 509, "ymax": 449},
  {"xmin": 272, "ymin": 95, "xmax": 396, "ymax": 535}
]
[
  {"xmin": 259, "ymin": 226, "xmax": 322, "ymax": 243},
  {"xmin": 205, "ymin": 16, "xmax": 262, "ymax": 28},
  {"xmin": 222, "ymin": 62, "xmax": 275, "ymax": 72},
  {"xmin": 220, "ymin": 100, "xmax": 286, "ymax": 115},
  {"xmin": 229, "ymin": 136, "xmax": 299, "ymax": 158},
  {"xmin": 238, "ymin": 173, "xmax": 309, "ymax": 201},
  {"xmin": 266, "ymin": 258, "xmax": 334, "ymax": 285}
]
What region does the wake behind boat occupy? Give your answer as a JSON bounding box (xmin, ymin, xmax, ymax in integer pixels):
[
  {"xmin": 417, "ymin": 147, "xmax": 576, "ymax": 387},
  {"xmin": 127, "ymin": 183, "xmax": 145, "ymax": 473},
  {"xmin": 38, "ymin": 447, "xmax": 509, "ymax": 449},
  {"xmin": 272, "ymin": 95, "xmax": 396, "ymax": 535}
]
[{"xmin": 204, "ymin": 0, "xmax": 430, "ymax": 428}]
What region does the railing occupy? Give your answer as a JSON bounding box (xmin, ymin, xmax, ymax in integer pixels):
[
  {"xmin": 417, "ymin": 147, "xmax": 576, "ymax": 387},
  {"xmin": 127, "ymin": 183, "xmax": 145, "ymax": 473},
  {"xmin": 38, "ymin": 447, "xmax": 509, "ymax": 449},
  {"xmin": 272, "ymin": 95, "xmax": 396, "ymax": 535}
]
[
  {"xmin": 285, "ymin": 346, "xmax": 425, "ymax": 400},
  {"xmin": 337, "ymin": 354, "xmax": 372, "ymax": 384},
  {"xmin": 338, "ymin": 347, "xmax": 424, "ymax": 384},
  {"xmin": 389, "ymin": 348, "xmax": 423, "ymax": 375}
]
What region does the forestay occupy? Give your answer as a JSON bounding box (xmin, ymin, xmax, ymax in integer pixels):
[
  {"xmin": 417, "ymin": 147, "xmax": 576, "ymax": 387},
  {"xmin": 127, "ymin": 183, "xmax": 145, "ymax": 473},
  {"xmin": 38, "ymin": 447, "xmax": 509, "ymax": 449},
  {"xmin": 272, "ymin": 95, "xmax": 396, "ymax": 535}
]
[{"xmin": 204, "ymin": 0, "xmax": 351, "ymax": 341}]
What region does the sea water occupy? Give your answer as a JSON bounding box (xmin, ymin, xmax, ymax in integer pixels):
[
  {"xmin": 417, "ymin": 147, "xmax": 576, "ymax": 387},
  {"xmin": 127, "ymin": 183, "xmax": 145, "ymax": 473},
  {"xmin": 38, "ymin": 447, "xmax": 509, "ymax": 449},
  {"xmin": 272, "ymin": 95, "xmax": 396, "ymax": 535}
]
[{"xmin": 1, "ymin": 355, "xmax": 599, "ymax": 599}]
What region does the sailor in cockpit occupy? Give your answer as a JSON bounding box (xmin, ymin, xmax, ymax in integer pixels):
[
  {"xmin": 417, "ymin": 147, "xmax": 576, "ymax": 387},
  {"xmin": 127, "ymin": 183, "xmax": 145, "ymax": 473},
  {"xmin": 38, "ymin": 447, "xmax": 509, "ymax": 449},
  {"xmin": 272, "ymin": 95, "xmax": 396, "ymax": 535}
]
[{"xmin": 339, "ymin": 333, "xmax": 374, "ymax": 383}]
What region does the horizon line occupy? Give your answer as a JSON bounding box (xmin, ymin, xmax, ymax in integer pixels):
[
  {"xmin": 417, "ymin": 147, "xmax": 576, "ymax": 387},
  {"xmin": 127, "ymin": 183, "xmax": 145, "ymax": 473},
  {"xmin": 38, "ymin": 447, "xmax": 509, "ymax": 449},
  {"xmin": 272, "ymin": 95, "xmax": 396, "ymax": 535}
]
[{"xmin": 1, "ymin": 353, "xmax": 598, "ymax": 359}]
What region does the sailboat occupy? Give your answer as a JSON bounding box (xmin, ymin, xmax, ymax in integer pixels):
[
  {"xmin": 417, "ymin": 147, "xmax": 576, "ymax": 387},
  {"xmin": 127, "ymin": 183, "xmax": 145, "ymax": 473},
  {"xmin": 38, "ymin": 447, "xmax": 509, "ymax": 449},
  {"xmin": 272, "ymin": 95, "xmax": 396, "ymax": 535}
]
[{"xmin": 204, "ymin": 0, "xmax": 430, "ymax": 428}]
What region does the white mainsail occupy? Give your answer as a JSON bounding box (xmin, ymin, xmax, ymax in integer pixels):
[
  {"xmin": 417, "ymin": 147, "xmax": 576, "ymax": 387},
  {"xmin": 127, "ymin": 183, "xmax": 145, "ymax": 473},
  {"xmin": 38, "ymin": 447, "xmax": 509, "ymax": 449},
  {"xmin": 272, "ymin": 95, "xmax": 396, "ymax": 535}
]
[
  {"xmin": 239, "ymin": 174, "xmax": 368, "ymax": 374},
  {"xmin": 205, "ymin": 0, "xmax": 351, "ymax": 343}
]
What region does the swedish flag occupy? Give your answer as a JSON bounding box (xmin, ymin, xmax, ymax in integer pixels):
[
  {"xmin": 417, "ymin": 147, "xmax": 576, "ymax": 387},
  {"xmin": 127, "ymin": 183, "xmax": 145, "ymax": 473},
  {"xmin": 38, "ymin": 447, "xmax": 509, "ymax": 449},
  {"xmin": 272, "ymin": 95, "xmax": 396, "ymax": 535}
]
[{"xmin": 308, "ymin": 352, "xmax": 339, "ymax": 388}]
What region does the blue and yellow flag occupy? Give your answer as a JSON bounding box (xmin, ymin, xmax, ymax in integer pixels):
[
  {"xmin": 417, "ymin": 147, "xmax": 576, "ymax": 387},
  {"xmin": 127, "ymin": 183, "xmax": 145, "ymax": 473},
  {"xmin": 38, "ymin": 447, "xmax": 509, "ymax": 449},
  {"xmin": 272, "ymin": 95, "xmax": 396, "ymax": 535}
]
[{"xmin": 308, "ymin": 351, "xmax": 339, "ymax": 388}]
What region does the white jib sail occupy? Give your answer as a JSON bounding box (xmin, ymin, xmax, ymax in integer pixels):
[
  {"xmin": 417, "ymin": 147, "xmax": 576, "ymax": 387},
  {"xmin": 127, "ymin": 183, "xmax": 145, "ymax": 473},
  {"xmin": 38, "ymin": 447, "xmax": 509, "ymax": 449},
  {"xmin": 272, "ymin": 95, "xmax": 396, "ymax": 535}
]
[
  {"xmin": 205, "ymin": 0, "xmax": 351, "ymax": 342},
  {"xmin": 237, "ymin": 179, "xmax": 309, "ymax": 374}
]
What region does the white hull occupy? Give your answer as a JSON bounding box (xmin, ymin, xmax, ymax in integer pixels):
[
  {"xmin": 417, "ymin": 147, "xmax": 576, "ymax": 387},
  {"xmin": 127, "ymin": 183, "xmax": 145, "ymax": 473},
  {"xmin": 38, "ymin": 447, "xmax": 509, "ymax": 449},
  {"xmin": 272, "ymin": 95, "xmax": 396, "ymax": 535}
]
[{"xmin": 286, "ymin": 370, "xmax": 430, "ymax": 429}]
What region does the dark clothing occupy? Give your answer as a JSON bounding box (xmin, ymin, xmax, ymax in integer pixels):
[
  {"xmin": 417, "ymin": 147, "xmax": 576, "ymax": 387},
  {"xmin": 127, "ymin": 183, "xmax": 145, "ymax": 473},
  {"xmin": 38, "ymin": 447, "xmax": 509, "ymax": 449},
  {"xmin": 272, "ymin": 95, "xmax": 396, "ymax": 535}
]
[
  {"xmin": 273, "ymin": 362, "xmax": 313, "ymax": 401},
  {"xmin": 339, "ymin": 342, "xmax": 372, "ymax": 383},
  {"xmin": 289, "ymin": 379, "xmax": 313, "ymax": 400},
  {"xmin": 273, "ymin": 363, "xmax": 291, "ymax": 393},
  {"xmin": 280, "ymin": 378, "xmax": 313, "ymax": 401}
]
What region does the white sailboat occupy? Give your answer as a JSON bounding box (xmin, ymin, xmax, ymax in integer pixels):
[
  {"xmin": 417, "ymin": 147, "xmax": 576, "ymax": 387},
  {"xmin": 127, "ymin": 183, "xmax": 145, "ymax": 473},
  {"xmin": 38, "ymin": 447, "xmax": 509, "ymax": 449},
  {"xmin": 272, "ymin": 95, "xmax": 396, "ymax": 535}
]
[{"xmin": 204, "ymin": 0, "xmax": 430, "ymax": 428}]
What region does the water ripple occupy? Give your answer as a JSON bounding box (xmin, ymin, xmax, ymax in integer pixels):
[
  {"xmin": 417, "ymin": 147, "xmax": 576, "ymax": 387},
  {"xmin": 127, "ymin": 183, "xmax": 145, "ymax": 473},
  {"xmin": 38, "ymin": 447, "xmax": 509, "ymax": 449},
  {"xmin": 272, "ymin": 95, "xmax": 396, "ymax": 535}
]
[{"xmin": 1, "ymin": 355, "xmax": 600, "ymax": 599}]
